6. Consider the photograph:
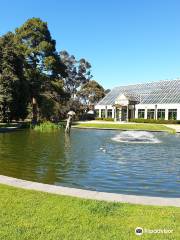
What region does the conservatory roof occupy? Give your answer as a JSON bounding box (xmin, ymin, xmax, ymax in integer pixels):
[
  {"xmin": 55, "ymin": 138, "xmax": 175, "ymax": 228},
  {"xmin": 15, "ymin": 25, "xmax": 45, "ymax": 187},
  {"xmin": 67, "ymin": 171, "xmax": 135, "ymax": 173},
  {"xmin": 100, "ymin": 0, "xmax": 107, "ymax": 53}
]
[{"xmin": 97, "ymin": 79, "xmax": 180, "ymax": 105}]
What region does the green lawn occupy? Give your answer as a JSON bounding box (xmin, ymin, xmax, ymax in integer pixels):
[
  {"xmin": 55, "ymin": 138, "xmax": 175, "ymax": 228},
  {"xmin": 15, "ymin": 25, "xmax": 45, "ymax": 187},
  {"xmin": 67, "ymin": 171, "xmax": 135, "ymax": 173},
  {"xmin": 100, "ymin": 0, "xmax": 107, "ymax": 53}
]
[
  {"xmin": 74, "ymin": 123, "xmax": 174, "ymax": 133},
  {"xmin": 0, "ymin": 184, "xmax": 179, "ymax": 240}
]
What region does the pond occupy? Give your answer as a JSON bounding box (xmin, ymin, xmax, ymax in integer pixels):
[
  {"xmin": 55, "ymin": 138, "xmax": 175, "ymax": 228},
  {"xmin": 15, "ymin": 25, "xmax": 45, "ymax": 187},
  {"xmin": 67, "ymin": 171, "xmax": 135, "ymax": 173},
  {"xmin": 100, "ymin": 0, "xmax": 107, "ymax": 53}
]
[{"xmin": 0, "ymin": 129, "xmax": 179, "ymax": 197}]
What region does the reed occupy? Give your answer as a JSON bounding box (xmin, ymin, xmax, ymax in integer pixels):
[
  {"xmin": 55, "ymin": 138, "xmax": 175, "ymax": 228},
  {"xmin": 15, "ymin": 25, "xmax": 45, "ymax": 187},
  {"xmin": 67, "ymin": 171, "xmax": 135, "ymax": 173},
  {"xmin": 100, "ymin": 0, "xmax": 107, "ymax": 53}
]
[{"xmin": 33, "ymin": 121, "xmax": 60, "ymax": 132}]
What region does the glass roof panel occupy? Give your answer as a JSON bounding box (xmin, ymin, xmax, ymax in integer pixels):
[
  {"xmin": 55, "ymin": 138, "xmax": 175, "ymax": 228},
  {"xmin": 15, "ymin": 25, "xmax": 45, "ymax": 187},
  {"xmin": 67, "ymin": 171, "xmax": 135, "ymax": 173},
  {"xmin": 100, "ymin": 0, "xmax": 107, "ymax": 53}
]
[{"xmin": 97, "ymin": 79, "xmax": 180, "ymax": 105}]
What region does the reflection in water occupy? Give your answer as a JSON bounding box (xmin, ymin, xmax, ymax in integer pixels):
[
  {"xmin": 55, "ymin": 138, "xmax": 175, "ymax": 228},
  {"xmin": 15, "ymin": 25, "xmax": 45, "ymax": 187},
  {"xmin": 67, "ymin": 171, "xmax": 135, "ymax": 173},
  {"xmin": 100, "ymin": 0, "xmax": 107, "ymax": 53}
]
[
  {"xmin": 64, "ymin": 133, "xmax": 71, "ymax": 150},
  {"xmin": 0, "ymin": 130, "xmax": 69, "ymax": 184},
  {"xmin": 0, "ymin": 129, "xmax": 179, "ymax": 197},
  {"xmin": 111, "ymin": 131, "xmax": 161, "ymax": 144}
]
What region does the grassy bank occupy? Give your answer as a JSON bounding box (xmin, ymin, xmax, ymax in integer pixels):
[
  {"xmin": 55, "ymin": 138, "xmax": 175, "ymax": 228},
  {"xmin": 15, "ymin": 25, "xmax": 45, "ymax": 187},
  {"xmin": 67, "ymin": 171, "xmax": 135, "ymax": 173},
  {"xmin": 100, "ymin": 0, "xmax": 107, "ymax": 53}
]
[
  {"xmin": 0, "ymin": 184, "xmax": 179, "ymax": 240},
  {"xmin": 0, "ymin": 122, "xmax": 64, "ymax": 131},
  {"xmin": 33, "ymin": 121, "xmax": 61, "ymax": 132},
  {"xmin": 0, "ymin": 122, "xmax": 175, "ymax": 133},
  {"xmin": 74, "ymin": 123, "xmax": 174, "ymax": 133}
]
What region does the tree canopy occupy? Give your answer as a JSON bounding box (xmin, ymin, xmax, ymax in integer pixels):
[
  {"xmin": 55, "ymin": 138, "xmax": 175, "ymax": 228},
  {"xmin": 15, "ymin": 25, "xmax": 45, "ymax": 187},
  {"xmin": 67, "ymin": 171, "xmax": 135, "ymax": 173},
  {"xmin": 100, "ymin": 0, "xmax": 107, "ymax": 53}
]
[
  {"xmin": 60, "ymin": 50, "xmax": 92, "ymax": 98},
  {"xmin": 0, "ymin": 18, "xmax": 105, "ymax": 122},
  {"xmin": 0, "ymin": 32, "xmax": 28, "ymax": 121},
  {"xmin": 78, "ymin": 80, "xmax": 105, "ymax": 105}
]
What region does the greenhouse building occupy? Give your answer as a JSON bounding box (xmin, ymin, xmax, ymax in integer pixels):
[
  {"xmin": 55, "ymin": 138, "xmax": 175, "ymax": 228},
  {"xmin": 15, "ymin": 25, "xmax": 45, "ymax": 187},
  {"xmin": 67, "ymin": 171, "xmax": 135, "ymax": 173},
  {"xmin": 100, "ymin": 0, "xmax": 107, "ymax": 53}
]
[{"xmin": 95, "ymin": 79, "xmax": 180, "ymax": 121}]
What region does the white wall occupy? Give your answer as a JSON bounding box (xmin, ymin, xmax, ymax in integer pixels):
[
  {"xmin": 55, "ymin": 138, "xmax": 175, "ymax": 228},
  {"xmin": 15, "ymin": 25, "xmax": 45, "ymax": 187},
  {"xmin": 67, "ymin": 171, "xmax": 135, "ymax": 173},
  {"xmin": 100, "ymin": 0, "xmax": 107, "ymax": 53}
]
[
  {"xmin": 95, "ymin": 103, "xmax": 180, "ymax": 120},
  {"xmin": 95, "ymin": 105, "xmax": 114, "ymax": 118},
  {"xmin": 95, "ymin": 105, "xmax": 113, "ymax": 110},
  {"xmin": 135, "ymin": 103, "xmax": 180, "ymax": 120}
]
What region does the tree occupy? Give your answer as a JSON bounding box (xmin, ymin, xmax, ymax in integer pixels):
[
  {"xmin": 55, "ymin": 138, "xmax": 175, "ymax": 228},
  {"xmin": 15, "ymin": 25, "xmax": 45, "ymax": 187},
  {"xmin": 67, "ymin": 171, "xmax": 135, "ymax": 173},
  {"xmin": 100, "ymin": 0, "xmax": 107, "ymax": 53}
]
[
  {"xmin": 0, "ymin": 32, "xmax": 28, "ymax": 122},
  {"xmin": 15, "ymin": 18, "xmax": 66, "ymax": 122},
  {"xmin": 59, "ymin": 50, "xmax": 92, "ymax": 98},
  {"xmin": 39, "ymin": 78, "xmax": 70, "ymax": 120},
  {"xmin": 0, "ymin": 75, "xmax": 13, "ymax": 122},
  {"xmin": 78, "ymin": 80, "xmax": 105, "ymax": 106},
  {"xmin": 0, "ymin": 18, "xmax": 103, "ymax": 122}
]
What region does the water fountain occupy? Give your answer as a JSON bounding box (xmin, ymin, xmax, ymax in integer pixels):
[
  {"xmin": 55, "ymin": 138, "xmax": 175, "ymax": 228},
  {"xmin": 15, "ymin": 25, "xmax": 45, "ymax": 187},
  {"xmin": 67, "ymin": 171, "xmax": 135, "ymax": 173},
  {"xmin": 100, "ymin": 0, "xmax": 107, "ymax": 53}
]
[{"xmin": 111, "ymin": 131, "xmax": 161, "ymax": 144}]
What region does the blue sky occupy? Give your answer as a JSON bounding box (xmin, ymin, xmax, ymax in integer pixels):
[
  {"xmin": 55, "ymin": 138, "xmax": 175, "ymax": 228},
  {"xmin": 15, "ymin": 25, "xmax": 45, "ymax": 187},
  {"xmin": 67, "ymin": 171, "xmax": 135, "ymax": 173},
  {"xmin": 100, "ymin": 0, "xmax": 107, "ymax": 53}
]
[{"xmin": 0, "ymin": 0, "xmax": 180, "ymax": 89}]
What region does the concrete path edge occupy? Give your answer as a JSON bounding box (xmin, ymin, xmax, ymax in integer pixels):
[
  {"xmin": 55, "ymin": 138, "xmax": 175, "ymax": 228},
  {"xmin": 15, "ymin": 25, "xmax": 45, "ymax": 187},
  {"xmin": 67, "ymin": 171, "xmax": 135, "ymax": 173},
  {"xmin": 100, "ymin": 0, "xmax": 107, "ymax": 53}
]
[{"xmin": 0, "ymin": 175, "xmax": 180, "ymax": 207}]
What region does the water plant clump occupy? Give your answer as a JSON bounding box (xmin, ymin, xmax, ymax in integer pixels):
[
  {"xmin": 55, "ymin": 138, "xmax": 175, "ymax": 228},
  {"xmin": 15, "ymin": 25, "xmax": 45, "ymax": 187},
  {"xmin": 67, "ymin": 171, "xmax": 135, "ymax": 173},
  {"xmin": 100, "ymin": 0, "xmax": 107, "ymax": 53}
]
[{"xmin": 33, "ymin": 121, "xmax": 61, "ymax": 132}]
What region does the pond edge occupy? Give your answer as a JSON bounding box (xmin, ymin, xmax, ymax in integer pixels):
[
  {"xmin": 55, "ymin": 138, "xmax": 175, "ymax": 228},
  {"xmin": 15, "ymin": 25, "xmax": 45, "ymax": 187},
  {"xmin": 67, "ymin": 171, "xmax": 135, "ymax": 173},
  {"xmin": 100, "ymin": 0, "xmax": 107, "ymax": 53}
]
[{"xmin": 0, "ymin": 175, "xmax": 179, "ymax": 207}]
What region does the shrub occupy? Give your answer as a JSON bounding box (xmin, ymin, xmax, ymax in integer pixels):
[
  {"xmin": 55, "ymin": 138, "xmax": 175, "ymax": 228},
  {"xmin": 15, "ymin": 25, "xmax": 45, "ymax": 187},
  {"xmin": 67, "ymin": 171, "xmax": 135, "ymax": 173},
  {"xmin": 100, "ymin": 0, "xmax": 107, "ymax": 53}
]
[
  {"xmin": 95, "ymin": 117, "xmax": 103, "ymax": 120},
  {"xmin": 130, "ymin": 118, "xmax": 180, "ymax": 124},
  {"xmin": 19, "ymin": 122, "xmax": 31, "ymax": 129},
  {"xmin": 33, "ymin": 121, "xmax": 61, "ymax": 132},
  {"xmin": 95, "ymin": 117, "xmax": 114, "ymax": 121},
  {"xmin": 103, "ymin": 118, "xmax": 114, "ymax": 121}
]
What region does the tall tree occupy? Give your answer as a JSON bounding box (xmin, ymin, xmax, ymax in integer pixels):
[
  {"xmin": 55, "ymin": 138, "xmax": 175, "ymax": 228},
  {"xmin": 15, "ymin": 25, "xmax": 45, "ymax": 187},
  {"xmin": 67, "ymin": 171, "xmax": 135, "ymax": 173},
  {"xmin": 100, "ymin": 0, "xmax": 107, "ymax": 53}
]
[
  {"xmin": 0, "ymin": 32, "xmax": 28, "ymax": 121},
  {"xmin": 39, "ymin": 78, "xmax": 70, "ymax": 120},
  {"xmin": 78, "ymin": 80, "xmax": 105, "ymax": 105},
  {"xmin": 59, "ymin": 50, "xmax": 92, "ymax": 98},
  {"xmin": 15, "ymin": 18, "xmax": 66, "ymax": 122}
]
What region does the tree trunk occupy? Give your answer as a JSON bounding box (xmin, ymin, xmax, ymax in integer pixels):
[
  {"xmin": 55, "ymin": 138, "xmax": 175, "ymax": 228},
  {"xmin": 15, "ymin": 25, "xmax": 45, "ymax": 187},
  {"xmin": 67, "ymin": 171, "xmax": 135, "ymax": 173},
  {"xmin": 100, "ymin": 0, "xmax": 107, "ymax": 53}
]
[{"xmin": 32, "ymin": 97, "xmax": 37, "ymax": 124}]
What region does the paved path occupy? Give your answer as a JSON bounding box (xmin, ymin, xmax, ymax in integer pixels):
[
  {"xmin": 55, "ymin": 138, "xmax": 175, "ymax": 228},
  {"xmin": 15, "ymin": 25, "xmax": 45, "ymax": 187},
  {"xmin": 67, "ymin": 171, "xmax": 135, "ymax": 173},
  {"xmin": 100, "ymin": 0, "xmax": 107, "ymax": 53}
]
[{"xmin": 0, "ymin": 175, "xmax": 179, "ymax": 207}]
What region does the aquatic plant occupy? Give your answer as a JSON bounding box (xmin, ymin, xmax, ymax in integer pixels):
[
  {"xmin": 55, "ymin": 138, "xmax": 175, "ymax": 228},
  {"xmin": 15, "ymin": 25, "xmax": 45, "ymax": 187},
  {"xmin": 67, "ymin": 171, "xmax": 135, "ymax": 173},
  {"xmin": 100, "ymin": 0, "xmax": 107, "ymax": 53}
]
[{"xmin": 33, "ymin": 121, "xmax": 60, "ymax": 132}]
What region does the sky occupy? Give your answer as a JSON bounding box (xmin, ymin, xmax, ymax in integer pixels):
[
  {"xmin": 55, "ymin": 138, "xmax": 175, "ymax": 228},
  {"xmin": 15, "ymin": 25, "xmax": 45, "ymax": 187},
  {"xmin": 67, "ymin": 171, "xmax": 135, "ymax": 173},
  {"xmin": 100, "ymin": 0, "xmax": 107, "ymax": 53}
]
[{"xmin": 0, "ymin": 0, "xmax": 180, "ymax": 89}]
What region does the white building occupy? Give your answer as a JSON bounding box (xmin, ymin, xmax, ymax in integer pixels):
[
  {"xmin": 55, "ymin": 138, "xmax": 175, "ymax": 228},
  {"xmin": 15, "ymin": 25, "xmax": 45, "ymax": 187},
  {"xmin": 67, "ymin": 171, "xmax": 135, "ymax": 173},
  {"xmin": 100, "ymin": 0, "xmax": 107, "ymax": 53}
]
[{"xmin": 95, "ymin": 79, "xmax": 180, "ymax": 121}]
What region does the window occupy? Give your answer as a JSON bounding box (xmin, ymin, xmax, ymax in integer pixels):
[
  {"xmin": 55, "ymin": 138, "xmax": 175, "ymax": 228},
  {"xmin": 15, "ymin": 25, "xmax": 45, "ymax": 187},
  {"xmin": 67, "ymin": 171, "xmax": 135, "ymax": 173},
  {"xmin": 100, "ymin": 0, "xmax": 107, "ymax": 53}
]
[
  {"xmin": 138, "ymin": 109, "xmax": 145, "ymax": 119},
  {"xmin": 95, "ymin": 109, "xmax": 99, "ymax": 117},
  {"xmin": 101, "ymin": 109, "xmax": 105, "ymax": 118},
  {"xmin": 168, "ymin": 109, "xmax": 177, "ymax": 120},
  {"xmin": 147, "ymin": 109, "xmax": 155, "ymax": 119},
  {"xmin": 157, "ymin": 109, "xmax": 165, "ymax": 120},
  {"xmin": 107, "ymin": 109, "xmax": 112, "ymax": 118}
]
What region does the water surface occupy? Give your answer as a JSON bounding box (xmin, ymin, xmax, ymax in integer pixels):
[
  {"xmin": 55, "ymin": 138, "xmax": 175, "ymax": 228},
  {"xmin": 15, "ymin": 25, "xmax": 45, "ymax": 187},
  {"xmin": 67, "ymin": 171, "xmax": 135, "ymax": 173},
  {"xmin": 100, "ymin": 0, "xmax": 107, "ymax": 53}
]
[{"xmin": 0, "ymin": 129, "xmax": 179, "ymax": 197}]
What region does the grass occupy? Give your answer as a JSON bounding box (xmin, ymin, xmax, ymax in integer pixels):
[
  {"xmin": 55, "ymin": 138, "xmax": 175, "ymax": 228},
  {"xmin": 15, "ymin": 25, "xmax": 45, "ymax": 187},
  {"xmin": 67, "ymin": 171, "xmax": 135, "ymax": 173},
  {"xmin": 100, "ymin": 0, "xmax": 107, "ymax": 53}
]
[
  {"xmin": 0, "ymin": 122, "xmax": 175, "ymax": 133},
  {"xmin": 33, "ymin": 121, "xmax": 61, "ymax": 132},
  {"xmin": 74, "ymin": 123, "xmax": 175, "ymax": 133},
  {"xmin": 0, "ymin": 184, "xmax": 179, "ymax": 240}
]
